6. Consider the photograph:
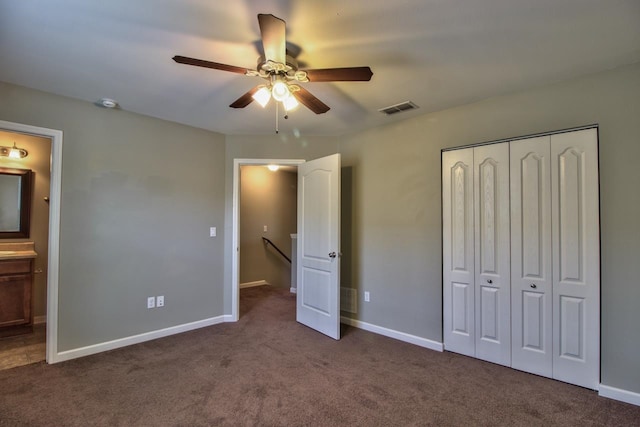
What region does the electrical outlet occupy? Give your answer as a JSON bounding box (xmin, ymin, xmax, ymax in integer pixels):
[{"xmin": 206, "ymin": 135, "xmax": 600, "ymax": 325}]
[
  {"xmin": 364, "ymin": 291, "xmax": 370, "ymax": 302},
  {"xmin": 209, "ymin": 227, "xmax": 216, "ymax": 237},
  {"xmin": 147, "ymin": 296, "xmax": 155, "ymax": 309},
  {"xmin": 263, "ymin": 225, "xmax": 268, "ymax": 232},
  {"xmin": 157, "ymin": 295, "xmax": 164, "ymax": 307}
]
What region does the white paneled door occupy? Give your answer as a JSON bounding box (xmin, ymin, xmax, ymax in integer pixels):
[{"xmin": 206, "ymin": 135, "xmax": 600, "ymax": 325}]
[
  {"xmin": 443, "ymin": 148, "xmax": 475, "ymax": 356},
  {"xmin": 297, "ymin": 154, "xmax": 341, "ymax": 340},
  {"xmin": 510, "ymin": 136, "xmax": 553, "ymax": 377},
  {"xmin": 474, "ymin": 143, "xmax": 511, "ymax": 366},
  {"xmin": 443, "ymin": 127, "xmax": 600, "ymax": 390},
  {"xmin": 550, "ymin": 129, "xmax": 600, "ymax": 390}
]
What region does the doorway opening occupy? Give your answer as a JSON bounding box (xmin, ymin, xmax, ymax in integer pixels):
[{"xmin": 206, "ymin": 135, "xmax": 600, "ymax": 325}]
[
  {"xmin": 0, "ymin": 120, "xmax": 62, "ymax": 365},
  {"xmin": 231, "ymin": 159, "xmax": 305, "ymax": 321},
  {"xmin": 0, "ymin": 130, "xmax": 50, "ymax": 369}
]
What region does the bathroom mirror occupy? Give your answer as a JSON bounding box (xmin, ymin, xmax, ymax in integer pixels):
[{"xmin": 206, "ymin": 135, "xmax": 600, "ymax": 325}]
[{"xmin": 0, "ymin": 167, "xmax": 32, "ymax": 238}]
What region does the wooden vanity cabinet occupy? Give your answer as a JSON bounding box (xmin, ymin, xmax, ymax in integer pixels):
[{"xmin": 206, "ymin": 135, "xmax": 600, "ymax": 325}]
[{"xmin": 0, "ymin": 258, "xmax": 33, "ymax": 336}]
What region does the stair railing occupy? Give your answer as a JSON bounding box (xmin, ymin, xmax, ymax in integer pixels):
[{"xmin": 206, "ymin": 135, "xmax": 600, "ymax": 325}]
[{"xmin": 262, "ymin": 237, "xmax": 292, "ymax": 263}]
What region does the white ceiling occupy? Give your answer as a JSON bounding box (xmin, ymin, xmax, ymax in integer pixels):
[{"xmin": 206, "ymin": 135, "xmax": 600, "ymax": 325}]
[{"xmin": 1, "ymin": 0, "xmax": 639, "ymax": 136}]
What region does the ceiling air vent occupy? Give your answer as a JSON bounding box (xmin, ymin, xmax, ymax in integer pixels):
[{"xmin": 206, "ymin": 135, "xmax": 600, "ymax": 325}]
[{"xmin": 379, "ymin": 101, "xmax": 419, "ymax": 116}]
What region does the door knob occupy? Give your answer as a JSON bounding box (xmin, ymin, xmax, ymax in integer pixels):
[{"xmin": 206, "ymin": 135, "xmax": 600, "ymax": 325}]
[
  {"xmin": 329, "ymin": 252, "xmax": 337, "ymax": 258},
  {"xmin": 530, "ymin": 284, "xmax": 537, "ymax": 289},
  {"xmin": 487, "ymin": 279, "xmax": 493, "ymax": 284}
]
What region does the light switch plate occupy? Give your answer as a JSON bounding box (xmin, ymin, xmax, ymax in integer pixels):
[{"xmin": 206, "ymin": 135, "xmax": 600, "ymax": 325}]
[
  {"xmin": 210, "ymin": 227, "xmax": 216, "ymax": 237},
  {"xmin": 147, "ymin": 296, "xmax": 155, "ymax": 309}
]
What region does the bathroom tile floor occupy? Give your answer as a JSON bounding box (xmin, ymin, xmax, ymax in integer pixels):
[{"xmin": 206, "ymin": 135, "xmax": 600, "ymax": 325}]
[{"xmin": 0, "ymin": 324, "xmax": 46, "ymax": 371}]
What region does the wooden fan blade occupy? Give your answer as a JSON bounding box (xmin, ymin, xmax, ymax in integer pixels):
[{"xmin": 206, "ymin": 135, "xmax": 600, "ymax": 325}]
[
  {"xmin": 173, "ymin": 55, "xmax": 249, "ymax": 75},
  {"xmin": 230, "ymin": 86, "xmax": 260, "ymax": 108},
  {"xmin": 258, "ymin": 14, "xmax": 286, "ymax": 65},
  {"xmin": 293, "ymin": 86, "xmax": 330, "ymax": 114},
  {"xmin": 304, "ymin": 67, "xmax": 373, "ymax": 82}
]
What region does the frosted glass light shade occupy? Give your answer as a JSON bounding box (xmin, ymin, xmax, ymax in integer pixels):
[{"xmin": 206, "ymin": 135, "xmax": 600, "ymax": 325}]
[
  {"xmin": 271, "ymin": 81, "xmax": 290, "ymax": 102},
  {"xmin": 283, "ymin": 95, "xmax": 299, "ymax": 111},
  {"xmin": 252, "ymin": 87, "xmax": 271, "ymax": 107},
  {"xmin": 8, "ymin": 147, "xmax": 22, "ymax": 159}
]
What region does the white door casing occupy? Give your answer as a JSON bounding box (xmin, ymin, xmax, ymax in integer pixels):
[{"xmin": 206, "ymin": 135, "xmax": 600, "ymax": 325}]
[
  {"xmin": 510, "ymin": 136, "xmax": 553, "ymax": 377},
  {"xmin": 296, "ymin": 154, "xmax": 341, "ymax": 340},
  {"xmin": 474, "ymin": 143, "xmax": 511, "ymax": 366},
  {"xmin": 551, "ymin": 129, "xmax": 600, "ymax": 389},
  {"xmin": 442, "ymin": 148, "xmax": 475, "ymax": 356}
]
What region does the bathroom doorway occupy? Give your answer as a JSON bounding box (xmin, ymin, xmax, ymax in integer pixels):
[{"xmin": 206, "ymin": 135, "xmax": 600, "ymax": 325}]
[
  {"xmin": 0, "ymin": 130, "xmax": 51, "ymax": 369},
  {"xmin": 0, "ymin": 119, "xmax": 63, "ymax": 366}
]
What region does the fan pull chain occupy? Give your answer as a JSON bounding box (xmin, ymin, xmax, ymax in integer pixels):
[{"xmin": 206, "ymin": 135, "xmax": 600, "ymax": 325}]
[{"xmin": 275, "ymin": 102, "xmax": 279, "ymax": 134}]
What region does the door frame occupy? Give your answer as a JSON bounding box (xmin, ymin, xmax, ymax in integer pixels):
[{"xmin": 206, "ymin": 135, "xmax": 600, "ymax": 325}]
[
  {"xmin": 230, "ymin": 158, "xmax": 305, "ymax": 321},
  {"xmin": 0, "ymin": 119, "xmax": 63, "ymax": 364}
]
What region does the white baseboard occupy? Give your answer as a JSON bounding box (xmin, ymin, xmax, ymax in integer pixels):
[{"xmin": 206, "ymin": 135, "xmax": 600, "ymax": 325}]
[
  {"xmin": 240, "ymin": 280, "xmax": 268, "ymax": 289},
  {"xmin": 223, "ymin": 314, "xmax": 236, "ymax": 322},
  {"xmin": 340, "ymin": 316, "xmax": 443, "ymax": 352},
  {"xmin": 599, "ymin": 384, "xmax": 640, "ymax": 406},
  {"xmin": 290, "ymin": 287, "xmax": 297, "ymax": 294},
  {"xmin": 53, "ymin": 316, "xmax": 226, "ymax": 363},
  {"xmin": 33, "ymin": 315, "xmax": 47, "ymax": 325}
]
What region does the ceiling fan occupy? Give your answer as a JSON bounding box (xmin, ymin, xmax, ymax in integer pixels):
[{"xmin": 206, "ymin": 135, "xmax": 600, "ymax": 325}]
[{"xmin": 173, "ymin": 14, "xmax": 373, "ymax": 116}]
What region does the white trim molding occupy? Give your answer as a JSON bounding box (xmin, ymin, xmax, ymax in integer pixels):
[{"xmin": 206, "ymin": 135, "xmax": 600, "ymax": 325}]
[
  {"xmin": 54, "ymin": 316, "xmax": 226, "ymax": 363},
  {"xmin": 240, "ymin": 280, "xmax": 269, "ymax": 289},
  {"xmin": 599, "ymin": 384, "xmax": 640, "ymax": 407},
  {"xmin": 290, "ymin": 287, "xmax": 297, "ymax": 294},
  {"xmin": 341, "ymin": 316, "xmax": 444, "ymax": 352}
]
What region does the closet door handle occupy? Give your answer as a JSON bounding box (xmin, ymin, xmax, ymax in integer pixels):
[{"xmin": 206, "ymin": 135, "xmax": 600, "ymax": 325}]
[
  {"xmin": 487, "ymin": 279, "xmax": 493, "ymax": 284},
  {"xmin": 530, "ymin": 284, "xmax": 537, "ymax": 289}
]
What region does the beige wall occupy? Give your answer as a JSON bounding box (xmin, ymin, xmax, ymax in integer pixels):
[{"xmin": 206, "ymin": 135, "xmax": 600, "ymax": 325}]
[
  {"xmin": 239, "ymin": 166, "xmax": 297, "ymax": 288},
  {"xmin": 0, "ymin": 82, "xmax": 227, "ymax": 351},
  {"xmin": 0, "ymin": 131, "xmax": 51, "ymax": 318},
  {"xmin": 339, "ymin": 62, "xmax": 640, "ymax": 394}
]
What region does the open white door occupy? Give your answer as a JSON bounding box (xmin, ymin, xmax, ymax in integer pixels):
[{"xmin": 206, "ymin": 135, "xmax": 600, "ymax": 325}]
[{"xmin": 297, "ymin": 153, "xmax": 341, "ymax": 339}]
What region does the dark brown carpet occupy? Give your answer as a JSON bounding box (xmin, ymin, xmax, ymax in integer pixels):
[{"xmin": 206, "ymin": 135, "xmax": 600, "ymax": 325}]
[{"xmin": 1, "ymin": 286, "xmax": 639, "ymax": 426}]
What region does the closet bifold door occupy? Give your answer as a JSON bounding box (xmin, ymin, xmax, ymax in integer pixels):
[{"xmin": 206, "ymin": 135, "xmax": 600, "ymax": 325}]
[
  {"xmin": 510, "ymin": 136, "xmax": 553, "ymax": 377},
  {"xmin": 551, "ymin": 129, "xmax": 599, "ymax": 390},
  {"xmin": 443, "ymin": 148, "xmax": 475, "ymax": 356},
  {"xmin": 473, "ymin": 143, "xmax": 511, "ymax": 366}
]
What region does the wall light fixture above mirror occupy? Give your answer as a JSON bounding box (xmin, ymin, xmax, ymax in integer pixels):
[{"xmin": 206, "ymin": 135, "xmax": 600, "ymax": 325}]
[{"xmin": 0, "ymin": 142, "xmax": 28, "ymax": 159}]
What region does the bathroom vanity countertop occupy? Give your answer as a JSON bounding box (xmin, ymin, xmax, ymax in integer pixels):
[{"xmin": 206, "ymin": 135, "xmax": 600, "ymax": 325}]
[{"xmin": 0, "ymin": 242, "xmax": 37, "ymax": 260}]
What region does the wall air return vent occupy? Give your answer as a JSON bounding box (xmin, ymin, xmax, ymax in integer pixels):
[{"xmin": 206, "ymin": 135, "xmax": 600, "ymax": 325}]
[
  {"xmin": 379, "ymin": 101, "xmax": 419, "ymax": 116},
  {"xmin": 340, "ymin": 287, "xmax": 357, "ymax": 314}
]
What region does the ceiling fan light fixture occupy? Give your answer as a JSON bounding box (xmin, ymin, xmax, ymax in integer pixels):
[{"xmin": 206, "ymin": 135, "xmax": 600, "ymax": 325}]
[
  {"xmin": 271, "ymin": 81, "xmax": 290, "ymax": 102},
  {"xmin": 174, "ymin": 14, "xmax": 373, "ymax": 121},
  {"xmin": 252, "ymin": 86, "xmax": 271, "ymax": 108},
  {"xmin": 283, "ymin": 95, "xmax": 299, "ymax": 111}
]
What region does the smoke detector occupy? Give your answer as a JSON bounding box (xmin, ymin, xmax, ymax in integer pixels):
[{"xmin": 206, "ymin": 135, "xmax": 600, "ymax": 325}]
[{"xmin": 99, "ymin": 98, "xmax": 118, "ymax": 108}]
